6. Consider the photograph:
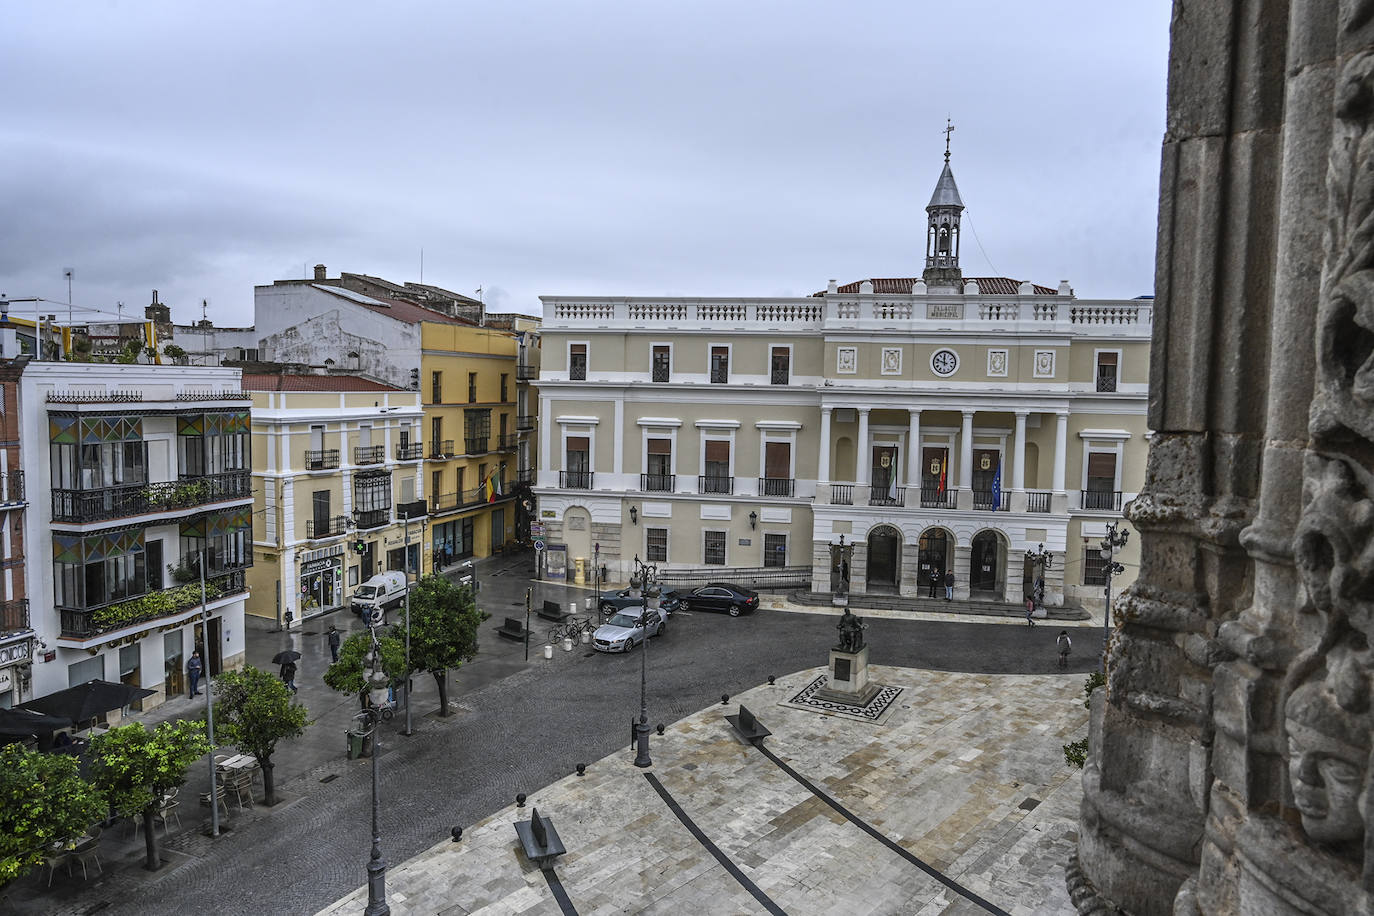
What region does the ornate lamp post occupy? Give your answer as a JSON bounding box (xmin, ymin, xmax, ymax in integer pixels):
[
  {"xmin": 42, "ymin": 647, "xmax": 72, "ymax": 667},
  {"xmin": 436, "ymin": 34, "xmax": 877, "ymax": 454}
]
[
  {"xmin": 631, "ymin": 555, "xmax": 658, "ymax": 769},
  {"xmin": 1024, "ymin": 542, "xmax": 1053, "ymax": 613},
  {"xmin": 1098, "ymin": 523, "xmax": 1130, "ymax": 670},
  {"xmin": 358, "ymin": 623, "xmax": 391, "ymax": 916}
]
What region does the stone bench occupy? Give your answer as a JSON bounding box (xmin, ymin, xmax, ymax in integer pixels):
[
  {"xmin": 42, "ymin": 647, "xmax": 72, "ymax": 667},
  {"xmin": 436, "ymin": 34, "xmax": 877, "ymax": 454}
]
[
  {"xmin": 497, "ymin": 617, "xmax": 527, "ymax": 640},
  {"xmin": 537, "ymin": 601, "xmax": 569, "ymax": 624}
]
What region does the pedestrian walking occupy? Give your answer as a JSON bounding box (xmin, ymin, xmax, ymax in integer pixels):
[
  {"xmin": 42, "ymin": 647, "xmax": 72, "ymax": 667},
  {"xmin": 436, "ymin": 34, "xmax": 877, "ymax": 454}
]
[
  {"xmin": 1025, "ymin": 596, "xmax": 1037, "ymax": 626},
  {"xmin": 327, "ymin": 625, "xmax": 341, "ymax": 663},
  {"xmin": 928, "ymin": 568, "xmax": 940, "ymax": 598},
  {"xmin": 187, "ymin": 650, "xmax": 204, "ymax": 697},
  {"xmin": 943, "ymin": 570, "xmax": 955, "ymax": 601},
  {"xmin": 1057, "ymin": 630, "xmax": 1073, "ymax": 669},
  {"xmin": 280, "ymin": 660, "xmax": 298, "ymax": 693}
]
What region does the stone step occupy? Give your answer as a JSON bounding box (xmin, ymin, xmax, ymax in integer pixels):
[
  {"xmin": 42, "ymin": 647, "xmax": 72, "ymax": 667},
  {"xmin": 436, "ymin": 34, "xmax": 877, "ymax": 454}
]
[{"xmin": 785, "ymin": 591, "xmax": 1091, "ymax": 621}]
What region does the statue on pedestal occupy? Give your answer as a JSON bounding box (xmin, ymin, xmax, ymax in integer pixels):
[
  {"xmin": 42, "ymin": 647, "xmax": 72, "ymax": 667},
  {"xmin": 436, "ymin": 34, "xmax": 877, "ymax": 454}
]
[{"xmin": 836, "ymin": 608, "xmax": 866, "ymax": 653}]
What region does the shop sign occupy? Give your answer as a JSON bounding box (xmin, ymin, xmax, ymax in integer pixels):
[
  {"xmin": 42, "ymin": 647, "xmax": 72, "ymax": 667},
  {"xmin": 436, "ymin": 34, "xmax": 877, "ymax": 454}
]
[{"xmin": 301, "ymin": 557, "xmax": 339, "ymax": 575}]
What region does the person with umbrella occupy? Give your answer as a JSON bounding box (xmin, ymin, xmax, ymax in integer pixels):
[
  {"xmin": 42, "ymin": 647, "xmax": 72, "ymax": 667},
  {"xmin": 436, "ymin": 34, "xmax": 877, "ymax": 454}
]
[
  {"xmin": 273, "ymin": 650, "xmax": 301, "ymax": 694},
  {"xmin": 187, "ymin": 650, "xmax": 204, "ymax": 697}
]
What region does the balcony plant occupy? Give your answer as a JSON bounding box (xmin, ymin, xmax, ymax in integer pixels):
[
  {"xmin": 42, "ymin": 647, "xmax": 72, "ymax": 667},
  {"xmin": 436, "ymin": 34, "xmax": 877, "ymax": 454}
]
[{"xmin": 90, "ymin": 579, "xmax": 228, "ymax": 632}]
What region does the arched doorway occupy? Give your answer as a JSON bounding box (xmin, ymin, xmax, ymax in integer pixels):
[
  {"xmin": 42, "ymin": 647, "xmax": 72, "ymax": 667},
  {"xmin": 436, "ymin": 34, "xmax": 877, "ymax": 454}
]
[
  {"xmin": 970, "ymin": 530, "xmax": 1003, "ymax": 595},
  {"xmin": 917, "ymin": 528, "xmax": 951, "ymax": 596},
  {"xmin": 866, "ymin": 526, "xmax": 901, "ymax": 593}
]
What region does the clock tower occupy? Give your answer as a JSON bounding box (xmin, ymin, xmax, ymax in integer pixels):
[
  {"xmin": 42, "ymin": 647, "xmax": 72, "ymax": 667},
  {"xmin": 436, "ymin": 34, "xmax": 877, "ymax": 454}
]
[{"xmin": 923, "ymin": 122, "xmax": 965, "ymax": 292}]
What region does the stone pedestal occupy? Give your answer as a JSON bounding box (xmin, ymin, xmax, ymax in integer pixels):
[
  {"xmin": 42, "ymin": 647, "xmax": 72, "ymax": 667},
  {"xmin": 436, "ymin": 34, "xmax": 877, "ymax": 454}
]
[{"xmin": 817, "ymin": 646, "xmax": 880, "ymax": 705}]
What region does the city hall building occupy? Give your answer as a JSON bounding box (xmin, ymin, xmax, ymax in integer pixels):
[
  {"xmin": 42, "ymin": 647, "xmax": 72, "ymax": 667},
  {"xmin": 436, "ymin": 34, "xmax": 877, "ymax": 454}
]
[{"xmin": 533, "ymin": 156, "xmax": 1149, "ymax": 611}]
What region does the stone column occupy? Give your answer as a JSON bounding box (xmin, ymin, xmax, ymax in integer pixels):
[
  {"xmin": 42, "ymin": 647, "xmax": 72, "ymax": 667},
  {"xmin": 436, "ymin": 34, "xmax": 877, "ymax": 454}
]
[
  {"xmin": 1010, "ymin": 411, "xmax": 1029, "ymax": 512},
  {"xmin": 957, "ymin": 410, "xmax": 974, "ymax": 510},
  {"xmin": 848, "ymin": 540, "xmax": 867, "ymax": 595},
  {"xmin": 810, "ymin": 540, "xmax": 831, "ymax": 594},
  {"xmin": 1003, "ymin": 547, "xmax": 1025, "ymax": 604},
  {"xmin": 951, "ymin": 545, "xmax": 971, "ymax": 601},
  {"xmin": 1052, "ymin": 412, "xmax": 1068, "ymax": 513},
  {"xmin": 856, "ymin": 408, "xmax": 871, "ymax": 489},
  {"xmin": 818, "ymin": 407, "xmax": 832, "ymax": 491},
  {"xmin": 907, "ymin": 409, "xmax": 921, "ymax": 491}
]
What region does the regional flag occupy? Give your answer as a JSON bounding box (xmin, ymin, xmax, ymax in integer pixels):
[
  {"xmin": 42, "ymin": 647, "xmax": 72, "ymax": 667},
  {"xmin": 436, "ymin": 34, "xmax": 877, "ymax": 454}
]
[{"xmin": 991, "ymin": 455, "xmax": 1002, "ymax": 510}]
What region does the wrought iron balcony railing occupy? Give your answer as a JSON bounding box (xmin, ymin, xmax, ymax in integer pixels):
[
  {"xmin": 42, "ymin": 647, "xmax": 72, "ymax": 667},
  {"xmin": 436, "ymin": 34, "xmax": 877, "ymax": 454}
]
[
  {"xmin": 307, "ymin": 516, "xmax": 349, "ymax": 539},
  {"xmin": 759, "ymin": 477, "xmax": 795, "ymax": 497},
  {"xmin": 496, "ymin": 433, "xmax": 519, "ymax": 451},
  {"xmin": 868, "ymin": 485, "xmax": 905, "ymax": 507},
  {"xmin": 973, "ymin": 490, "xmax": 1010, "ymax": 511},
  {"xmin": 0, "ymin": 598, "xmax": 30, "ymax": 634},
  {"xmin": 353, "ymin": 445, "xmax": 384, "ymax": 465},
  {"xmin": 1081, "ymin": 489, "xmax": 1123, "ymax": 511},
  {"xmin": 464, "ymin": 437, "xmax": 489, "ymax": 456},
  {"xmin": 641, "ymin": 473, "xmax": 675, "ymax": 492},
  {"xmin": 51, "ymin": 470, "xmax": 251, "ymax": 523},
  {"xmin": 516, "ymin": 414, "xmax": 535, "ymax": 431},
  {"xmin": 395, "ymin": 443, "xmax": 423, "ymax": 461},
  {"xmin": 560, "ymin": 470, "xmax": 593, "ymax": 490},
  {"xmin": 516, "ymin": 364, "xmax": 538, "ymax": 381},
  {"xmin": 699, "ymin": 475, "xmax": 733, "ymax": 495},
  {"xmin": 919, "ymin": 487, "xmax": 958, "ymax": 509},
  {"xmin": 305, "ymin": 449, "xmax": 340, "ymax": 470},
  {"xmin": 428, "ymin": 439, "xmax": 454, "ymax": 459},
  {"xmin": 60, "ymin": 570, "xmax": 248, "ymax": 639},
  {"xmin": 354, "ymin": 508, "xmax": 391, "ymax": 530},
  {"xmin": 0, "ymin": 471, "xmax": 24, "ymax": 505}
]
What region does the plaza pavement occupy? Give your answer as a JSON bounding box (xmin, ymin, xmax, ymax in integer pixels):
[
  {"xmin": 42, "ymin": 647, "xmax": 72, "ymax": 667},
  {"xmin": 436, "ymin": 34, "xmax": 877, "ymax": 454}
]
[{"xmin": 317, "ymin": 664, "xmax": 1089, "ymax": 916}]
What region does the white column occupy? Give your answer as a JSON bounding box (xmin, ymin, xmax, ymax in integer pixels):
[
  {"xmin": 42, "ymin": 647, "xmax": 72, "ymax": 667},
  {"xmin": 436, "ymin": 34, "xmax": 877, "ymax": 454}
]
[
  {"xmin": 539, "ymin": 395, "xmax": 552, "ymax": 484},
  {"xmin": 958, "ymin": 410, "xmax": 974, "ymax": 490},
  {"xmin": 1053, "ymin": 411, "xmax": 1069, "ymax": 493},
  {"xmin": 818, "ymin": 407, "xmax": 832, "ymax": 483},
  {"xmin": 1012, "ymin": 411, "xmax": 1028, "ymax": 491},
  {"xmin": 612, "ymin": 398, "xmax": 624, "ymax": 478},
  {"xmin": 906, "ymin": 409, "xmax": 921, "ymax": 487},
  {"xmin": 857, "ymin": 408, "xmax": 871, "ymax": 486}
]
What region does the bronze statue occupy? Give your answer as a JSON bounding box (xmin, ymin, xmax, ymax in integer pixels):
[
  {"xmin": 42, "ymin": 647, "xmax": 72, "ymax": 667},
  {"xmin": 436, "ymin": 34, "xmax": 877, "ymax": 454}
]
[{"xmin": 836, "ymin": 608, "xmax": 866, "ymax": 653}]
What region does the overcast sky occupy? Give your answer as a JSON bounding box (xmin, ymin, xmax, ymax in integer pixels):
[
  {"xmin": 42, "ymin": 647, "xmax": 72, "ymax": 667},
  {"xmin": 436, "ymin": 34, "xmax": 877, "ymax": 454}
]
[{"xmin": 1, "ymin": 2, "xmax": 1170, "ymax": 327}]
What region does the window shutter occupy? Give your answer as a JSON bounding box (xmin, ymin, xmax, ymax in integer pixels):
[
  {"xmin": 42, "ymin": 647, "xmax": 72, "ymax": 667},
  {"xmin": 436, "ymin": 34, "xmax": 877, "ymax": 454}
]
[
  {"xmin": 1087, "ymin": 452, "xmax": 1117, "ymax": 479},
  {"xmin": 566, "ymin": 436, "xmax": 589, "ymax": 452},
  {"xmin": 765, "ymin": 442, "xmax": 790, "ymax": 478},
  {"xmin": 647, "ymin": 438, "xmax": 671, "ymax": 455},
  {"xmin": 1097, "ymin": 352, "xmax": 1119, "ymax": 367},
  {"xmin": 704, "ymin": 440, "xmax": 730, "ymax": 462}
]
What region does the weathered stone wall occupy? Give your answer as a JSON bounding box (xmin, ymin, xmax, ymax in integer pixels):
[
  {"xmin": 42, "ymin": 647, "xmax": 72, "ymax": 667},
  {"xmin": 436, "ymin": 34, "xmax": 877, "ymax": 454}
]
[{"xmin": 1073, "ymin": 2, "xmax": 1374, "ymax": 913}]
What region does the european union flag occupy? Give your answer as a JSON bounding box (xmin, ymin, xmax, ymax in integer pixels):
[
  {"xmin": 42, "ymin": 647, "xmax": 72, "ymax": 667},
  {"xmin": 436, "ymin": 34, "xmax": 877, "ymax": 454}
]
[{"xmin": 990, "ymin": 456, "xmax": 1002, "ymax": 510}]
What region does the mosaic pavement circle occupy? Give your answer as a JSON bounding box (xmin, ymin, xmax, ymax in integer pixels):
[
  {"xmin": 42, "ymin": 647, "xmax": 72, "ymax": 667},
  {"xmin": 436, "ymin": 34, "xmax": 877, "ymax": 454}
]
[{"xmin": 781, "ymin": 673, "xmax": 905, "ymax": 724}]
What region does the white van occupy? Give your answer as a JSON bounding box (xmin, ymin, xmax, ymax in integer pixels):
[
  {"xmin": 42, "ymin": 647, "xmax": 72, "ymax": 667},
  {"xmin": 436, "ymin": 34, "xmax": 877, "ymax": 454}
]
[{"xmin": 351, "ymin": 571, "xmax": 408, "ymax": 623}]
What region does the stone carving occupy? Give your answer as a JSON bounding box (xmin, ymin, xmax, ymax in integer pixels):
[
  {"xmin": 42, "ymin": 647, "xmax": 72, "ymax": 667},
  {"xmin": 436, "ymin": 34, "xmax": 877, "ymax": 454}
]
[
  {"xmin": 881, "ymin": 347, "xmax": 902, "ymax": 375},
  {"xmin": 1033, "ymin": 349, "xmax": 1055, "ymax": 378},
  {"xmin": 987, "ymin": 348, "xmax": 1008, "ymax": 377},
  {"xmin": 1294, "ymin": 456, "xmax": 1374, "ymax": 639},
  {"xmin": 836, "ymin": 346, "xmax": 857, "ymax": 374},
  {"xmin": 1284, "ymin": 656, "xmax": 1371, "ymax": 847}
]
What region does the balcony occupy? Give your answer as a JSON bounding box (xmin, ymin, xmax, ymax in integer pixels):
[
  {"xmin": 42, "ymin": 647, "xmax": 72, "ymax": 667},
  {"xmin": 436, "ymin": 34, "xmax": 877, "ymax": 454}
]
[
  {"xmin": 395, "ymin": 443, "xmax": 423, "ymax": 461},
  {"xmin": 0, "ymin": 471, "xmax": 24, "ymax": 505},
  {"xmin": 307, "ymin": 516, "xmax": 349, "ymax": 539},
  {"xmin": 973, "ymin": 490, "xmax": 1010, "ymax": 511},
  {"xmin": 770, "ymin": 368, "xmax": 790, "ymax": 385},
  {"xmin": 0, "ymin": 598, "xmax": 29, "ymax": 634},
  {"xmin": 759, "ymin": 477, "xmax": 796, "ymax": 498},
  {"xmin": 1081, "ymin": 489, "xmax": 1123, "ymax": 511},
  {"xmin": 516, "ymin": 364, "xmax": 538, "ymax": 381},
  {"xmin": 517, "ymin": 467, "xmax": 535, "ymax": 485},
  {"xmin": 60, "ymin": 570, "xmax": 248, "ymax": 639},
  {"xmin": 516, "ymin": 414, "xmax": 535, "ymax": 431},
  {"xmin": 430, "ymin": 491, "xmax": 461, "ymax": 515},
  {"xmin": 699, "ymin": 475, "xmax": 733, "ymax": 495},
  {"xmin": 496, "ymin": 433, "xmax": 519, "ymax": 452},
  {"xmin": 354, "ymin": 445, "xmax": 384, "ymax": 465},
  {"xmin": 428, "ymin": 439, "xmax": 454, "ymax": 459},
  {"xmin": 920, "ymin": 488, "xmax": 958, "ymax": 510},
  {"xmin": 1097, "ymin": 372, "xmax": 1118, "ymax": 393},
  {"xmin": 641, "ymin": 473, "xmax": 675, "ymax": 492},
  {"xmin": 868, "ymin": 486, "xmax": 905, "ymax": 507},
  {"xmin": 305, "ymin": 449, "xmax": 340, "ymax": 471},
  {"xmin": 464, "ymin": 437, "xmax": 489, "ymax": 456},
  {"xmin": 829, "ymin": 484, "xmax": 854, "ymax": 505},
  {"xmin": 560, "ymin": 470, "xmax": 593, "ymax": 489},
  {"xmin": 51, "ymin": 470, "xmax": 251, "ymax": 524},
  {"xmin": 354, "ymin": 508, "xmax": 390, "ymax": 530},
  {"xmin": 1027, "ymin": 491, "xmax": 1052, "ymax": 513}
]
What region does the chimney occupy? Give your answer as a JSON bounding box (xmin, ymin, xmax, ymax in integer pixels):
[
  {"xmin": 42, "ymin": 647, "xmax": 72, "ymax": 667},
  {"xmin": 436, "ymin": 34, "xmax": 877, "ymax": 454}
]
[
  {"xmin": 152, "ymin": 290, "xmax": 159, "ymax": 305},
  {"xmin": 314, "ymin": 264, "xmax": 327, "ymax": 281}
]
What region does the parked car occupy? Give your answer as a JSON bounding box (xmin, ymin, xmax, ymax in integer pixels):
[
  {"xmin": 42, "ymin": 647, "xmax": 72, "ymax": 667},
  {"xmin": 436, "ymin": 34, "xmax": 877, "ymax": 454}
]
[
  {"xmin": 592, "ymin": 606, "xmax": 667, "ymax": 653},
  {"xmin": 598, "ymin": 587, "xmax": 684, "ymax": 616},
  {"xmin": 678, "ymin": 583, "xmax": 760, "ymax": 616}
]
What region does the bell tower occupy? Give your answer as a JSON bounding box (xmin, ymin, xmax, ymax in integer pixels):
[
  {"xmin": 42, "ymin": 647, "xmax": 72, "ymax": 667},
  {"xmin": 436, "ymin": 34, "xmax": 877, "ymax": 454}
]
[{"xmin": 923, "ymin": 120, "xmax": 966, "ymax": 292}]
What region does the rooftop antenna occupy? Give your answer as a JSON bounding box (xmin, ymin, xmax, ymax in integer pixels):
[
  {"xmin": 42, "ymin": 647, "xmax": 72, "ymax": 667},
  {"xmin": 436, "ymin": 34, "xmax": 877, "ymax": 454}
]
[
  {"xmin": 943, "ymin": 118, "xmax": 954, "ymax": 163},
  {"xmin": 420, "ymin": 248, "xmax": 424, "ymax": 284},
  {"xmin": 63, "ymin": 267, "xmax": 73, "ymax": 326},
  {"xmin": 117, "ymin": 300, "xmax": 124, "ymax": 324}
]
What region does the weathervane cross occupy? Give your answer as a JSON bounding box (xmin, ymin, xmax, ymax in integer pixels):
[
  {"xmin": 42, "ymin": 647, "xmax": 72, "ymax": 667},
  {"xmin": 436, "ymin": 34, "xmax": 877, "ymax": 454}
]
[{"xmin": 944, "ymin": 118, "xmax": 954, "ymax": 162}]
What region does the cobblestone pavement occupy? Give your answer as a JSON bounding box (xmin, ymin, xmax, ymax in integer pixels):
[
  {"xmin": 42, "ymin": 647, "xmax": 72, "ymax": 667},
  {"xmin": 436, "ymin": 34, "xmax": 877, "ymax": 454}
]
[{"xmin": 3, "ymin": 553, "xmax": 1098, "ymax": 916}]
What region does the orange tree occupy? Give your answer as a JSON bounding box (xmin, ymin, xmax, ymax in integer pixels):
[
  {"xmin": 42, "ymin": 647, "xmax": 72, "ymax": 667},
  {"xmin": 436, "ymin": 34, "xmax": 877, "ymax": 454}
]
[
  {"xmin": 0, "ymin": 744, "xmax": 105, "ymax": 887},
  {"xmin": 400, "ymin": 574, "xmax": 481, "ymax": 716}
]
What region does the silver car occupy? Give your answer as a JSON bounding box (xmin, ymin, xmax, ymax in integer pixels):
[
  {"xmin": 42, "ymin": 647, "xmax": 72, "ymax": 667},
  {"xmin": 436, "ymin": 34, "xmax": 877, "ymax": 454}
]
[{"xmin": 592, "ymin": 606, "xmax": 666, "ymax": 653}]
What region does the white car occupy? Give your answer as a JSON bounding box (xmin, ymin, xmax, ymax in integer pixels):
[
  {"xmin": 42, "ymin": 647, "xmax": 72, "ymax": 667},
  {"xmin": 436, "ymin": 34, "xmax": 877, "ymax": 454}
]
[{"xmin": 592, "ymin": 606, "xmax": 667, "ymax": 653}]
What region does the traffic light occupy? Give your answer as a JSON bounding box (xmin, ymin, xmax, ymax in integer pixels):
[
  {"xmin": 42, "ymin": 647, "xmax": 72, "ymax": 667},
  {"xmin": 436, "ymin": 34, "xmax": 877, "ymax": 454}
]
[{"xmin": 353, "ymin": 539, "xmax": 367, "ymax": 555}]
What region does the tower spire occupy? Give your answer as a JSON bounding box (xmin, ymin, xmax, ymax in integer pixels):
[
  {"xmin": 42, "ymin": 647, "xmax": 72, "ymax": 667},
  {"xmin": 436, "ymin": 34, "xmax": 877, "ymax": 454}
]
[
  {"xmin": 944, "ymin": 118, "xmax": 954, "ymax": 163},
  {"xmin": 924, "ymin": 126, "xmax": 966, "ymax": 291}
]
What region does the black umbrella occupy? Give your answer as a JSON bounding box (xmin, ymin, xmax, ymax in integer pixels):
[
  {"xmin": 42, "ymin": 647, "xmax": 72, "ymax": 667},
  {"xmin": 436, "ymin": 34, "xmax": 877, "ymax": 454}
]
[
  {"xmin": 0, "ymin": 706, "xmax": 72, "ymax": 737},
  {"xmin": 18, "ymin": 679, "xmax": 155, "ymax": 728},
  {"xmin": 272, "ymin": 650, "xmax": 302, "ymax": 665}
]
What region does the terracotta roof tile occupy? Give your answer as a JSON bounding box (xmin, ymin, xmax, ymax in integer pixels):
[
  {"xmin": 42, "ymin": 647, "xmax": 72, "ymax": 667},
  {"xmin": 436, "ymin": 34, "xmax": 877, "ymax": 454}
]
[
  {"xmin": 817, "ymin": 277, "xmax": 1058, "ymax": 296},
  {"xmin": 241, "ymin": 374, "xmax": 407, "ymax": 392}
]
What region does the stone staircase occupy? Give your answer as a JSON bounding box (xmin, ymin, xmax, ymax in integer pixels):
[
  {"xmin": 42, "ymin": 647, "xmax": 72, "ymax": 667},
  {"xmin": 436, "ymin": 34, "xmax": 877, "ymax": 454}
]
[{"xmin": 784, "ymin": 590, "xmax": 1091, "ymax": 621}]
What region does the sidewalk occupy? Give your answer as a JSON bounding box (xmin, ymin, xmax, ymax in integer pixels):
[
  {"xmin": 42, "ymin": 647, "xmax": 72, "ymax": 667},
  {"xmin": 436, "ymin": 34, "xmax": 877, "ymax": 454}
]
[{"xmin": 318, "ymin": 665, "xmax": 1089, "ymax": 915}]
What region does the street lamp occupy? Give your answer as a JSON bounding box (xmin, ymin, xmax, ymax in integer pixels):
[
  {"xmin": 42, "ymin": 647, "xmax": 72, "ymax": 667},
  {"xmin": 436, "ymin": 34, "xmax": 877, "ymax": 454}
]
[
  {"xmin": 631, "ymin": 555, "xmax": 658, "ymax": 769},
  {"xmin": 1098, "ymin": 523, "xmax": 1129, "ymax": 670},
  {"xmin": 1024, "ymin": 543, "xmax": 1053, "ymax": 613},
  {"xmin": 359, "ymin": 622, "xmax": 391, "ymax": 916}
]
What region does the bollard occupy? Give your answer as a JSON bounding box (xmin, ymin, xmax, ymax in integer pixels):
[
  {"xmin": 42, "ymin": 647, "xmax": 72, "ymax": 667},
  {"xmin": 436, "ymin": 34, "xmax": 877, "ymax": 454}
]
[
  {"xmin": 656, "ymin": 723, "xmax": 665, "ymax": 735},
  {"xmin": 576, "ymin": 763, "xmax": 586, "ymax": 777},
  {"xmin": 562, "ymin": 637, "xmax": 573, "ymax": 652},
  {"xmin": 516, "ymin": 793, "xmax": 527, "ymax": 808},
  {"xmin": 451, "ymin": 826, "xmax": 463, "ymax": 842},
  {"xmin": 721, "ymin": 694, "xmax": 730, "ymax": 705},
  {"xmin": 768, "ymin": 675, "xmax": 776, "ymax": 686},
  {"xmin": 569, "ymin": 602, "xmax": 577, "ymax": 619},
  {"xmin": 543, "ymin": 643, "xmax": 553, "ymax": 660},
  {"xmin": 581, "ymin": 630, "xmax": 591, "ymax": 645}
]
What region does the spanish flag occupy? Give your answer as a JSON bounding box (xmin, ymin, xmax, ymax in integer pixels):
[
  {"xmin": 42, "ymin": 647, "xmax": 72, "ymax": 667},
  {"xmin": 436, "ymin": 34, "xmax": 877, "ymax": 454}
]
[{"xmin": 938, "ymin": 452, "xmax": 948, "ymax": 494}]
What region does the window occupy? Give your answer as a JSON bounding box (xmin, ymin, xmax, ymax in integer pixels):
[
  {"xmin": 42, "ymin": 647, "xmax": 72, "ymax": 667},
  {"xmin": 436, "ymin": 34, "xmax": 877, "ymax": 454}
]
[
  {"xmin": 431, "ymin": 371, "xmax": 442, "ymax": 404},
  {"xmin": 431, "ymin": 417, "xmax": 443, "ymax": 454},
  {"xmin": 1084, "ymin": 452, "xmax": 1119, "ymax": 509},
  {"xmin": 764, "ymin": 533, "xmax": 787, "ymax": 567},
  {"xmin": 354, "ymin": 472, "xmax": 392, "ymax": 512},
  {"xmin": 645, "ymin": 437, "xmax": 672, "ymax": 490},
  {"xmin": 455, "ymin": 467, "xmax": 465, "ymax": 497},
  {"xmin": 710, "ymin": 346, "xmax": 729, "ymax": 384},
  {"xmin": 499, "ymin": 413, "xmax": 508, "ymax": 439},
  {"xmin": 1096, "ymin": 352, "xmax": 1119, "ymax": 392},
  {"xmin": 652, "ymin": 345, "xmax": 671, "ymax": 383},
  {"xmin": 500, "ymin": 373, "xmax": 509, "ymax": 402},
  {"xmin": 703, "ymin": 440, "xmax": 731, "ymax": 493},
  {"xmin": 569, "ymin": 343, "xmax": 587, "ymax": 381},
  {"xmin": 646, "ymin": 528, "xmax": 668, "ymax": 563},
  {"xmin": 762, "ymin": 441, "xmax": 792, "ymax": 496},
  {"xmin": 431, "ymin": 470, "xmax": 442, "ymax": 499},
  {"xmin": 464, "ymin": 409, "xmax": 491, "ymax": 453},
  {"xmin": 565, "ymin": 435, "xmax": 591, "ymax": 488},
  {"xmin": 312, "ymin": 490, "xmax": 331, "ymax": 531},
  {"xmin": 704, "ymin": 531, "xmax": 726, "ymax": 566},
  {"xmin": 770, "ymin": 347, "xmax": 790, "ymax": 385},
  {"xmin": 1083, "ymin": 539, "xmax": 1109, "ymax": 585},
  {"xmin": 468, "ymin": 372, "xmax": 478, "ymax": 403}
]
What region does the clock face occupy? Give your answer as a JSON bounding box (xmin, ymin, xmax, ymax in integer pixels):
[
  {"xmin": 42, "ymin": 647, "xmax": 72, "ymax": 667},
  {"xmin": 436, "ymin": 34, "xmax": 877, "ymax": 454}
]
[{"xmin": 932, "ymin": 349, "xmax": 959, "ymax": 376}]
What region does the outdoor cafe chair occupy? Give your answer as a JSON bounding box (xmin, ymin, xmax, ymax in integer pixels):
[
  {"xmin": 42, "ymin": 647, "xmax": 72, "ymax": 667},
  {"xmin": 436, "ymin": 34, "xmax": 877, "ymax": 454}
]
[
  {"xmin": 199, "ymin": 783, "xmax": 230, "ymax": 818},
  {"xmin": 155, "ymin": 789, "xmax": 181, "ymax": 832},
  {"xmin": 224, "ymin": 768, "xmax": 254, "ymax": 809},
  {"xmin": 69, "ymin": 834, "xmax": 102, "ymax": 881},
  {"xmin": 41, "ymin": 848, "xmax": 70, "ymax": 886}
]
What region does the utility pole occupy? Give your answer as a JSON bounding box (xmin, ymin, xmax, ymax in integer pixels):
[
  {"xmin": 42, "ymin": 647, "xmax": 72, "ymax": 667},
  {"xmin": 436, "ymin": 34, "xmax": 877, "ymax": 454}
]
[
  {"xmin": 403, "ymin": 512, "xmax": 413, "ymax": 738},
  {"xmin": 200, "ymin": 549, "xmax": 219, "ymax": 838}
]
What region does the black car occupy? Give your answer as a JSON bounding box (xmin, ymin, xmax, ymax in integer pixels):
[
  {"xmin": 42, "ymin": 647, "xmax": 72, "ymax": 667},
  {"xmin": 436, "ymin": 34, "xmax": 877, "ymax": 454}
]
[
  {"xmin": 678, "ymin": 583, "xmax": 760, "ymax": 616},
  {"xmin": 598, "ymin": 587, "xmax": 684, "ymax": 616}
]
